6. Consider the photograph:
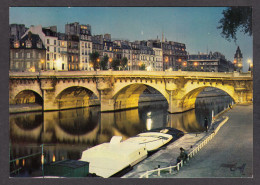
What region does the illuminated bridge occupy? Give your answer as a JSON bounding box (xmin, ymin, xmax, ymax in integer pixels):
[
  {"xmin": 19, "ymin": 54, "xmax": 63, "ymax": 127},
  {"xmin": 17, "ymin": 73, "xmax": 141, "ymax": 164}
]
[{"xmin": 9, "ymin": 71, "xmax": 253, "ymax": 113}]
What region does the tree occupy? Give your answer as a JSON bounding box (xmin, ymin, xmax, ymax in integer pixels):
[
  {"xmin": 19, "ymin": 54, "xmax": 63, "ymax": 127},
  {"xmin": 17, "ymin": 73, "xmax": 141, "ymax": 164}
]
[
  {"xmin": 217, "ymin": 7, "xmax": 252, "ymax": 42},
  {"xmin": 89, "ymin": 52, "xmax": 100, "ymax": 70},
  {"xmin": 139, "ymin": 64, "xmax": 146, "ymax": 71},
  {"xmin": 111, "ymin": 58, "xmax": 120, "ymax": 70},
  {"xmin": 100, "ymin": 55, "xmax": 109, "ymax": 70},
  {"xmin": 121, "ymin": 57, "xmax": 128, "ymax": 70}
]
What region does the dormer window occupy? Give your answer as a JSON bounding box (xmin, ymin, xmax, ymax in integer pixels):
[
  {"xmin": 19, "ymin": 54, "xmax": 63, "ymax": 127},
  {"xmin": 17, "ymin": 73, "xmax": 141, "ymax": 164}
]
[
  {"xmin": 26, "ymin": 40, "xmax": 32, "ymax": 48},
  {"xmin": 14, "ymin": 41, "xmax": 20, "ymax": 48},
  {"xmin": 37, "ymin": 41, "xmax": 42, "ymax": 49}
]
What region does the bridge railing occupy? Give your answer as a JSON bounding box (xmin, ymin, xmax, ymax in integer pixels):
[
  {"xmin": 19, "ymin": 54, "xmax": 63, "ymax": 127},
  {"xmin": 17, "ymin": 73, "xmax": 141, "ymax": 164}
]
[{"xmin": 9, "ymin": 71, "xmax": 252, "ymax": 78}]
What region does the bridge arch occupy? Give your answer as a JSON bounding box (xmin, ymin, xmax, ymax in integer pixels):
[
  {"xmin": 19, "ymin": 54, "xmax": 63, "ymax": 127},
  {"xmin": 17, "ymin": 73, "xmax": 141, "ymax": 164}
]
[
  {"xmin": 55, "ymin": 86, "xmax": 99, "ymax": 110},
  {"xmin": 177, "ymin": 84, "xmax": 236, "ymax": 113},
  {"xmin": 111, "ymin": 82, "xmax": 169, "ymax": 111},
  {"xmin": 13, "ymin": 89, "xmax": 43, "ymax": 105}
]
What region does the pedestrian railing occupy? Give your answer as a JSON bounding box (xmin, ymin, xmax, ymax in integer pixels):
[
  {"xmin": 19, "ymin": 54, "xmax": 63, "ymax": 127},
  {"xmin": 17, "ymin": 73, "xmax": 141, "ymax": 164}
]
[{"xmin": 139, "ymin": 116, "xmax": 229, "ymax": 178}]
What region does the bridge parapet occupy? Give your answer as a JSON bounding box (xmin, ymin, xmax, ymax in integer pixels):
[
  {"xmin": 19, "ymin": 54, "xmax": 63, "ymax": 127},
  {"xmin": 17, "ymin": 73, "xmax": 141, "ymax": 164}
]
[{"xmin": 9, "ymin": 71, "xmax": 252, "ymax": 79}]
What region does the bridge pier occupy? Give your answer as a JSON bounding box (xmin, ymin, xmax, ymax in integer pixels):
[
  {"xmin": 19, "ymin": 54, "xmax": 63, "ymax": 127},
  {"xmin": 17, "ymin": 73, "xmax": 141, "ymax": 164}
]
[
  {"xmin": 168, "ymin": 98, "xmax": 196, "ymax": 114},
  {"xmin": 100, "ymin": 92, "xmax": 141, "ymax": 112},
  {"xmin": 42, "ymin": 89, "xmax": 59, "ymax": 111}
]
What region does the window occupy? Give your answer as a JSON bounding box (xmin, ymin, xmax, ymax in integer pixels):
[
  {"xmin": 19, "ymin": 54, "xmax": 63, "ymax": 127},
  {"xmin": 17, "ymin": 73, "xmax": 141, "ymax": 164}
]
[
  {"xmin": 14, "ymin": 41, "xmax": 19, "ymax": 48},
  {"xmin": 47, "ymin": 46, "xmax": 49, "ymax": 52},
  {"xmin": 47, "ymin": 63, "xmax": 50, "ymax": 70},
  {"xmin": 47, "ymin": 54, "xmax": 50, "ymax": 60},
  {"xmin": 26, "ymin": 41, "xmax": 32, "ymax": 48},
  {"xmin": 58, "ymin": 48, "xmax": 60, "ymax": 53},
  {"xmin": 54, "ymin": 54, "xmax": 56, "ymax": 60},
  {"xmin": 47, "ymin": 39, "xmax": 50, "ymax": 44},
  {"xmin": 37, "ymin": 42, "xmax": 42, "ymax": 49},
  {"xmin": 26, "ymin": 62, "xmax": 30, "ymax": 68},
  {"xmin": 27, "ymin": 53, "xmax": 30, "ymax": 58},
  {"xmin": 15, "ymin": 53, "xmax": 18, "ymax": 58},
  {"xmin": 54, "ymin": 47, "xmax": 56, "ymax": 52},
  {"xmin": 62, "ymin": 63, "xmax": 64, "ymax": 70},
  {"xmin": 54, "ymin": 40, "xmax": 56, "ymax": 45}
]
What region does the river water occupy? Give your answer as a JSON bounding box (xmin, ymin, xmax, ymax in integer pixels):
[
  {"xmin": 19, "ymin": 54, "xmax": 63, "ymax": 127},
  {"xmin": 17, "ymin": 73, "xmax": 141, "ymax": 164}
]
[{"xmin": 9, "ymin": 95, "xmax": 233, "ymax": 177}]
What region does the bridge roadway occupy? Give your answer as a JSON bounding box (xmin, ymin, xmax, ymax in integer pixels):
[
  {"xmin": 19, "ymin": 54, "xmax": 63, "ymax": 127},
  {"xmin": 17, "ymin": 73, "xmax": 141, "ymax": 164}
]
[
  {"xmin": 123, "ymin": 103, "xmax": 253, "ymax": 178},
  {"xmin": 9, "ymin": 71, "xmax": 253, "ymax": 113}
]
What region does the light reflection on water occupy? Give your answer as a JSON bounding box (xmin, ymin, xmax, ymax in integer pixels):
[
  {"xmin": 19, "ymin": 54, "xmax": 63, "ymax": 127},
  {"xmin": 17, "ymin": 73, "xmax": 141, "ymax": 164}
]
[{"xmin": 9, "ymin": 95, "xmax": 233, "ymax": 176}]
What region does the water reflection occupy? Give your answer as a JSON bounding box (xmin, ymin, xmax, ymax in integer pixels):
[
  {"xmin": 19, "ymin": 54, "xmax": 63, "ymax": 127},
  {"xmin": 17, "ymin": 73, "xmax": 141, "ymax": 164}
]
[{"xmin": 10, "ymin": 95, "xmax": 233, "ymax": 176}]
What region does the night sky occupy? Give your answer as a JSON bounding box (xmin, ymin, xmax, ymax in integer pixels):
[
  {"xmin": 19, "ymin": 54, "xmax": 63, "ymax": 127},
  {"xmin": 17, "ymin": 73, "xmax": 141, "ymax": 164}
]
[{"xmin": 10, "ymin": 7, "xmax": 253, "ymax": 71}]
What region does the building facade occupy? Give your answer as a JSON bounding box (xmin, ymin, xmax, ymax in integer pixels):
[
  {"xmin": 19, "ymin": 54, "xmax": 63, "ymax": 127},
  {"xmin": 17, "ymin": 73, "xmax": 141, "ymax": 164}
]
[
  {"xmin": 187, "ymin": 52, "xmax": 234, "ymax": 72},
  {"xmin": 10, "ymin": 32, "xmax": 46, "ymax": 72},
  {"xmin": 57, "ymin": 33, "xmax": 68, "ymax": 71},
  {"xmin": 65, "ymin": 22, "xmax": 92, "ymax": 37},
  {"xmin": 162, "ymin": 41, "xmax": 187, "ymax": 71},
  {"xmin": 42, "ymin": 27, "xmax": 59, "ymax": 70}
]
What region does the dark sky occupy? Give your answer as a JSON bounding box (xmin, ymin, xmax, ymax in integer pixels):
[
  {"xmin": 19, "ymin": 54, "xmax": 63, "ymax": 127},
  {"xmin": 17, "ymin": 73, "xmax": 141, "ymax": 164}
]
[{"xmin": 10, "ymin": 7, "xmax": 253, "ymax": 71}]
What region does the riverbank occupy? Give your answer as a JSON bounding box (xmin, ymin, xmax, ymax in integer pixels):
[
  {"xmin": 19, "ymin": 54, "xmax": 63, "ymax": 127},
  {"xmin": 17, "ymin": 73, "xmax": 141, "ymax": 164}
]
[{"xmin": 123, "ymin": 103, "xmax": 253, "ymax": 178}]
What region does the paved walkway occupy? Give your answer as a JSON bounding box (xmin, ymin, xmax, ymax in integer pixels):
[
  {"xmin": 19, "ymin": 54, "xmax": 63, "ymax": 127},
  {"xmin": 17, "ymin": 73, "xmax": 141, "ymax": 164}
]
[
  {"xmin": 168, "ymin": 103, "xmax": 253, "ymax": 178},
  {"xmin": 123, "ymin": 103, "xmax": 253, "ymax": 178}
]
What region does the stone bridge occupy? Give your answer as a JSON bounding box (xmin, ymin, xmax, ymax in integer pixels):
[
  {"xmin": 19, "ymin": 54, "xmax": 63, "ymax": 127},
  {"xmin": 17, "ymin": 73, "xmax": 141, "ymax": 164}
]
[{"xmin": 9, "ymin": 71, "xmax": 253, "ymax": 113}]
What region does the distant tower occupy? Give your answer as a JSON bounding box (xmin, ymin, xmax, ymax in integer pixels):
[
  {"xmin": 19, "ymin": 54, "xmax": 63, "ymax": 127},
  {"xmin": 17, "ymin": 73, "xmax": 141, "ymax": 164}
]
[{"xmin": 234, "ymin": 46, "xmax": 243, "ymax": 72}]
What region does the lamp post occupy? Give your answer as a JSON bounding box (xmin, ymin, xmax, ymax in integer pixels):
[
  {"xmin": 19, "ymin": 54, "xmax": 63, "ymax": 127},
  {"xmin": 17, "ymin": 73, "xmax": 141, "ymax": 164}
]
[
  {"xmin": 41, "ymin": 59, "xmax": 44, "ymax": 70},
  {"xmin": 109, "ymin": 58, "xmax": 112, "ymax": 69},
  {"xmin": 194, "ymin": 61, "xmax": 198, "ymax": 71},
  {"xmin": 53, "ymin": 60, "xmax": 55, "ymax": 70},
  {"xmin": 247, "ymin": 59, "xmax": 253, "ymax": 71},
  {"xmin": 165, "ymin": 56, "xmax": 169, "ymax": 71},
  {"xmin": 182, "ymin": 61, "xmax": 187, "ymax": 71},
  {"xmin": 97, "ymin": 58, "xmax": 100, "ymax": 70}
]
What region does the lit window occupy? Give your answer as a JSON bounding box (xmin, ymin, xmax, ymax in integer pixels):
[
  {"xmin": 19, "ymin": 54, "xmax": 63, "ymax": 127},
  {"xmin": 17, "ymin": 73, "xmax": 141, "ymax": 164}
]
[
  {"xmin": 14, "ymin": 41, "xmax": 20, "ymax": 48},
  {"xmin": 26, "ymin": 40, "xmax": 32, "ymax": 48},
  {"xmin": 27, "ymin": 53, "xmax": 30, "ymax": 58}
]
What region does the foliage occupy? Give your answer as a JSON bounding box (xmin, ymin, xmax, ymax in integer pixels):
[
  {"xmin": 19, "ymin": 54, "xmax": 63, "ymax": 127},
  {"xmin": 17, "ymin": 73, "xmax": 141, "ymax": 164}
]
[
  {"xmin": 139, "ymin": 64, "xmax": 146, "ymax": 70},
  {"xmin": 121, "ymin": 57, "xmax": 128, "ymax": 70},
  {"xmin": 217, "ymin": 7, "xmax": 252, "ymax": 42},
  {"xmin": 89, "ymin": 52, "xmax": 100, "ymax": 70},
  {"xmin": 111, "ymin": 58, "xmax": 120, "ymax": 70},
  {"xmin": 100, "ymin": 55, "xmax": 109, "ymax": 70}
]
